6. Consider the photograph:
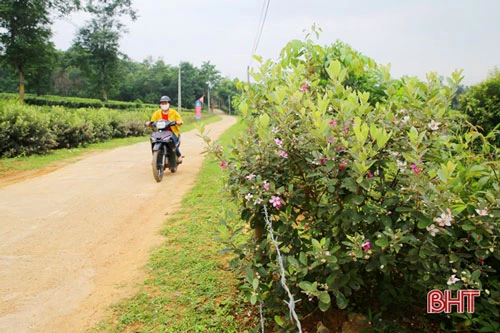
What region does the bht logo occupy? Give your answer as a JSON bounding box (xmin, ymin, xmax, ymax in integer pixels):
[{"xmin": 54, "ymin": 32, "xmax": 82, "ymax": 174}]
[{"xmin": 427, "ymin": 290, "xmax": 481, "ymax": 313}]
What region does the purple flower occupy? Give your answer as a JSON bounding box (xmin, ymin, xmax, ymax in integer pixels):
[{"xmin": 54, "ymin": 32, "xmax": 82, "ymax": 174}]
[{"xmin": 301, "ymin": 84, "xmax": 308, "ymax": 91}]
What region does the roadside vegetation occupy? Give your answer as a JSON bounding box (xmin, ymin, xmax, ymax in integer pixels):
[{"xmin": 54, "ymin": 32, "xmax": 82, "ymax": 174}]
[{"xmin": 0, "ymin": 99, "xmax": 220, "ymax": 176}]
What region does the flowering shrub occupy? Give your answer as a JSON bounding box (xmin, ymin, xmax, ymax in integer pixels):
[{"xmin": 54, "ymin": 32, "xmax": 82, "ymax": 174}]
[{"xmin": 205, "ymin": 36, "xmax": 500, "ymax": 331}]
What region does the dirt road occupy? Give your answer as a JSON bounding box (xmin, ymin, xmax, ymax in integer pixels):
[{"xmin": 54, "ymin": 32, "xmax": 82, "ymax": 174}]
[{"xmin": 0, "ymin": 112, "xmax": 236, "ymax": 333}]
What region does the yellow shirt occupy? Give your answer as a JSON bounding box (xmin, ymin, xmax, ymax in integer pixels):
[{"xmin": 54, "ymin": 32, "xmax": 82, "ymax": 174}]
[{"xmin": 150, "ymin": 108, "xmax": 183, "ymax": 136}]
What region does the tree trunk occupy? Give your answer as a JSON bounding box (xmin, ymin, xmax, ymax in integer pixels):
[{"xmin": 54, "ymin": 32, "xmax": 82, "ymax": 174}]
[
  {"xmin": 103, "ymin": 88, "xmax": 108, "ymax": 102},
  {"xmin": 19, "ymin": 71, "xmax": 25, "ymax": 102}
]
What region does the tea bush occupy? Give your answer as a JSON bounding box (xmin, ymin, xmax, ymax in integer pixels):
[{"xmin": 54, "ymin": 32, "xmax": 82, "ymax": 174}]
[
  {"xmin": 205, "ymin": 36, "xmax": 499, "ymax": 331},
  {"xmin": 0, "ymin": 99, "xmax": 151, "ymax": 157},
  {"xmin": 0, "ymin": 101, "xmax": 56, "ymax": 157}
]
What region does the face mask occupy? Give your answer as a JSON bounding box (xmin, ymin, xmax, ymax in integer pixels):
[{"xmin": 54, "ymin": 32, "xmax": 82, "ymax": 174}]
[{"xmin": 161, "ymin": 104, "xmax": 170, "ymax": 111}]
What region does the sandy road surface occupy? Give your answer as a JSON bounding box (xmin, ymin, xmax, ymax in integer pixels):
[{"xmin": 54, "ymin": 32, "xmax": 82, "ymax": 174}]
[{"xmin": 0, "ymin": 112, "xmax": 236, "ymax": 333}]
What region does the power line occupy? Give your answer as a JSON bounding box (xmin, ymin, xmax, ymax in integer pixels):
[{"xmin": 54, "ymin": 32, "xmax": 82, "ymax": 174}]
[{"xmin": 249, "ymin": 0, "xmax": 271, "ymax": 67}]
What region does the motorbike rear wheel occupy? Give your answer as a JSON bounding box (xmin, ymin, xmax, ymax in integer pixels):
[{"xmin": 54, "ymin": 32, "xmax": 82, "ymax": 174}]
[{"xmin": 152, "ymin": 150, "xmax": 165, "ymax": 182}]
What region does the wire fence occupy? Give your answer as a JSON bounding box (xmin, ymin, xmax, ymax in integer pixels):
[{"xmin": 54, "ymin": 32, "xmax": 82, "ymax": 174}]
[{"xmin": 258, "ymin": 204, "xmax": 302, "ymax": 332}]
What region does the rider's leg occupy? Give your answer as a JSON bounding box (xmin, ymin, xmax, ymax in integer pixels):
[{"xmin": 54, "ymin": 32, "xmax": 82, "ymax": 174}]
[{"xmin": 172, "ymin": 134, "xmax": 182, "ymax": 159}]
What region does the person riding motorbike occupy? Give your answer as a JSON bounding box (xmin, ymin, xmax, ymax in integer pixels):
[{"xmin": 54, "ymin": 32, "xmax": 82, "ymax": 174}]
[{"xmin": 146, "ymin": 95, "xmax": 184, "ymax": 163}]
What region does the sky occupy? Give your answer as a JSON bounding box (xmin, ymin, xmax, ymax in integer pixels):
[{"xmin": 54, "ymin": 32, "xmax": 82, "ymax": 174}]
[{"xmin": 51, "ymin": 0, "xmax": 500, "ymax": 86}]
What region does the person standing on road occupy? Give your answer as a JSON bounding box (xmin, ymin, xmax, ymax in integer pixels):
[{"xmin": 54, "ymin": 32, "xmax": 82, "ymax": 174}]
[
  {"xmin": 194, "ymin": 94, "xmax": 204, "ymax": 120},
  {"xmin": 146, "ymin": 95, "xmax": 184, "ymax": 163}
]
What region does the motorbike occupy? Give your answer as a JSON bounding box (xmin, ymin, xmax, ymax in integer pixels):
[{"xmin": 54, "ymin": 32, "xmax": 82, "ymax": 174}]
[{"xmin": 148, "ymin": 120, "xmax": 179, "ymax": 182}]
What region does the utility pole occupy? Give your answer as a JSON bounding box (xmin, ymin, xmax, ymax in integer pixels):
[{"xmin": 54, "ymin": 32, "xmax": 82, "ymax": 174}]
[
  {"xmin": 228, "ymin": 95, "xmax": 231, "ymax": 115},
  {"xmin": 178, "ymin": 66, "xmax": 182, "ymax": 112},
  {"xmin": 206, "ymin": 81, "xmax": 213, "ymax": 112}
]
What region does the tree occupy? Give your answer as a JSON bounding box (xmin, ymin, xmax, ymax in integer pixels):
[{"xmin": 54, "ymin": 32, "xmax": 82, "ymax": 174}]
[
  {"xmin": 459, "ymin": 67, "xmax": 500, "ymax": 145},
  {"xmin": 0, "ymin": 0, "xmax": 113, "ymax": 101},
  {"xmin": 0, "ymin": 0, "xmax": 52, "ymax": 101},
  {"xmin": 214, "ymin": 77, "xmax": 240, "ymax": 112},
  {"xmin": 199, "ymin": 61, "xmax": 221, "ymax": 110},
  {"xmin": 73, "ymin": 0, "xmax": 136, "ymax": 101}
]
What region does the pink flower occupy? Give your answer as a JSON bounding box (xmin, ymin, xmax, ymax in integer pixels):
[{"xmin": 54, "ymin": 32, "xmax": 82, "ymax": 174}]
[
  {"xmin": 475, "ymin": 207, "xmax": 488, "ymax": 216},
  {"xmin": 263, "ymin": 181, "xmax": 270, "ymax": 190},
  {"xmin": 269, "ymin": 195, "xmax": 282, "ymax": 208},
  {"xmin": 246, "ymin": 174, "xmax": 256, "ymax": 180},
  {"xmin": 329, "ymin": 120, "xmax": 337, "ymax": 127},
  {"xmin": 411, "ymin": 164, "xmax": 422, "ymax": 174},
  {"xmin": 301, "ymin": 84, "xmax": 308, "ymax": 91},
  {"xmin": 245, "ymin": 193, "xmax": 253, "ymax": 201},
  {"xmin": 279, "ymin": 150, "xmax": 288, "ymax": 158},
  {"xmin": 362, "ymin": 241, "xmax": 371, "ymax": 250},
  {"xmin": 428, "ymin": 120, "xmax": 441, "ymax": 131},
  {"xmin": 367, "ymin": 173, "xmax": 373, "ymax": 178},
  {"xmin": 447, "ymin": 274, "xmax": 460, "ymax": 285},
  {"xmin": 254, "ymin": 198, "xmax": 263, "ymax": 205},
  {"xmin": 320, "ymin": 158, "xmax": 327, "ymax": 165},
  {"xmin": 274, "ymin": 138, "xmax": 283, "ymax": 147},
  {"xmin": 436, "ymin": 209, "xmax": 453, "ymax": 227},
  {"xmin": 426, "ymin": 224, "xmax": 439, "ymax": 237},
  {"xmin": 220, "ymin": 161, "xmax": 228, "ymax": 169},
  {"xmin": 328, "ymin": 137, "xmax": 335, "ymax": 143},
  {"xmin": 344, "ymin": 125, "xmax": 349, "ymax": 133}
]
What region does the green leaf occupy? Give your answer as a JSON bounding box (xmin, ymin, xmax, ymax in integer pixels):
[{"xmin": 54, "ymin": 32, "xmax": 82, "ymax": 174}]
[
  {"xmin": 461, "ymin": 224, "xmax": 476, "ymax": 231},
  {"xmin": 252, "ymin": 278, "xmax": 259, "ymax": 290},
  {"xmin": 274, "ymin": 315, "xmax": 284, "ymax": 327},
  {"xmin": 375, "ymin": 238, "xmax": 389, "ymax": 248},
  {"xmin": 299, "ymin": 281, "xmax": 313, "ymax": 291},
  {"xmin": 471, "ymin": 270, "xmax": 481, "ymax": 281},
  {"xmin": 288, "ymin": 256, "xmax": 299, "ymax": 267},
  {"xmin": 318, "ymin": 291, "xmax": 331, "ymax": 304},
  {"xmin": 334, "ymin": 290, "xmax": 348, "ymax": 309},
  {"xmin": 259, "ymin": 113, "xmax": 270, "ymax": 127}
]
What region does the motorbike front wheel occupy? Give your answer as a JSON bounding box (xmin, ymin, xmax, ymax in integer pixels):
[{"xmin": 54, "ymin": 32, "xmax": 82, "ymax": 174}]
[{"xmin": 152, "ymin": 150, "xmax": 165, "ymax": 182}]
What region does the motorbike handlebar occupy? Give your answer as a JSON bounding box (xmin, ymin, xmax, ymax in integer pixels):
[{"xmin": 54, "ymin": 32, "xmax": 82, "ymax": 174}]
[{"xmin": 146, "ymin": 120, "xmax": 178, "ymax": 128}]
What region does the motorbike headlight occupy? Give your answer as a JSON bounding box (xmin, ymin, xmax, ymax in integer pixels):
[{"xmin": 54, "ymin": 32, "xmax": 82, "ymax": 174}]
[{"xmin": 156, "ymin": 120, "xmax": 168, "ymax": 129}]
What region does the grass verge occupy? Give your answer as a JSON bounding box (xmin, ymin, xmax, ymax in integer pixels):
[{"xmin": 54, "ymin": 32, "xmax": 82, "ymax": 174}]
[{"xmin": 91, "ymin": 118, "xmax": 259, "ymax": 332}]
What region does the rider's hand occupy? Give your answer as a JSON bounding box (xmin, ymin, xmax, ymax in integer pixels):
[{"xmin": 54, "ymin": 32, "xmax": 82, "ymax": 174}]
[{"xmin": 145, "ymin": 121, "xmax": 150, "ymax": 127}]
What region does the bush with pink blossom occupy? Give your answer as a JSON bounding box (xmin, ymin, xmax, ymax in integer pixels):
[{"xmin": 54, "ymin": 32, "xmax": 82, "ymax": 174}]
[{"xmin": 204, "ymin": 35, "xmax": 499, "ymax": 331}]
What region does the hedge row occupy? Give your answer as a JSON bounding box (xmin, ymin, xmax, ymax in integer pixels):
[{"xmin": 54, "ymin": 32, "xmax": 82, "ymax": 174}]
[
  {"xmin": 0, "ymin": 93, "xmax": 158, "ymax": 110},
  {"xmin": 0, "ymin": 100, "xmax": 152, "ymax": 158}
]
